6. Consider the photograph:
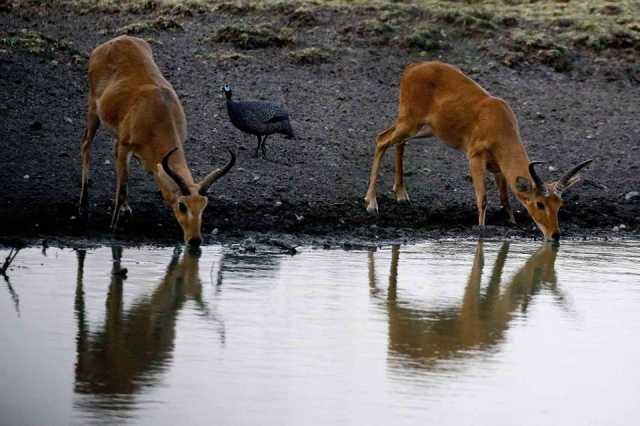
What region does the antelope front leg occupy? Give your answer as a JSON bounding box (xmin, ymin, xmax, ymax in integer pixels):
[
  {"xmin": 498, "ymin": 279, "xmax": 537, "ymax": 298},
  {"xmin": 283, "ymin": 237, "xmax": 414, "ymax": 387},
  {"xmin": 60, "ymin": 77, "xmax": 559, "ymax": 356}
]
[
  {"xmin": 494, "ymin": 172, "xmax": 516, "ymax": 225},
  {"xmin": 393, "ymin": 143, "xmax": 410, "ymax": 203},
  {"xmin": 111, "ymin": 145, "xmax": 131, "ymax": 231},
  {"xmin": 365, "ymin": 125, "xmax": 412, "ymax": 213},
  {"xmin": 469, "ymin": 153, "xmax": 488, "ymax": 227},
  {"xmin": 364, "ymin": 135, "xmax": 390, "ymax": 214}
]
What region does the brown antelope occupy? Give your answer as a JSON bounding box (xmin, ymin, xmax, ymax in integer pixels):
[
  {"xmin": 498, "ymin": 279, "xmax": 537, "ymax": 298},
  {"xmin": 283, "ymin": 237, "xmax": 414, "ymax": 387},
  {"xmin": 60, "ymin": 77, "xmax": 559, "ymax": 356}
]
[
  {"xmin": 369, "ymin": 241, "xmax": 562, "ymax": 371},
  {"xmin": 74, "ymin": 246, "xmax": 223, "ymax": 399},
  {"xmin": 364, "ymin": 61, "xmax": 592, "ymax": 242},
  {"xmin": 79, "ymin": 35, "xmax": 235, "ymax": 246}
]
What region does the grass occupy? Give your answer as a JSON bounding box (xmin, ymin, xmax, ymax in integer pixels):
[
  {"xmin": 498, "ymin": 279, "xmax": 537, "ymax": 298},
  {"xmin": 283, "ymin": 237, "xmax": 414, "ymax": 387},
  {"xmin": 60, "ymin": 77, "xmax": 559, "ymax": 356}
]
[
  {"xmin": 8, "ymin": 1, "xmax": 640, "ymax": 67},
  {"xmin": 288, "ymin": 47, "xmax": 333, "ymax": 64},
  {"xmin": 197, "ymin": 50, "xmax": 253, "ymax": 62},
  {"xmin": 0, "ymin": 29, "xmax": 87, "ymax": 63},
  {"xmin": 115, "ymin": 16, "xmax": 183, "ymax": 34},
  {"xmin": 209, "ymin": 23, "xmax": 294, "ymax": 49}
]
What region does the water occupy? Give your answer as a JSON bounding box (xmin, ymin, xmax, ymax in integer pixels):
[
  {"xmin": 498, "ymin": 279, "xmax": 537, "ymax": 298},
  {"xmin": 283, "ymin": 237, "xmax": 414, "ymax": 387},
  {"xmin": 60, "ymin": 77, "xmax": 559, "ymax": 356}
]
[{"xmin": 1, "ymin": 240, "xmax": 640, "ymax": 426}]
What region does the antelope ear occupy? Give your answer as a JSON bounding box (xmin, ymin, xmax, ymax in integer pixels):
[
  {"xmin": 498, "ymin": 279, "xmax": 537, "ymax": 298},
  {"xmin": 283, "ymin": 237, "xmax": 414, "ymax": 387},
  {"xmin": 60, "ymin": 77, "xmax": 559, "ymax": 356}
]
[
  {"xmin": 560, "ymin": 175, "xmax": 581, "ymax": 190},
  {"xmin": 515, "ymin": 176, "xmax": 534, "ymax": 194}
]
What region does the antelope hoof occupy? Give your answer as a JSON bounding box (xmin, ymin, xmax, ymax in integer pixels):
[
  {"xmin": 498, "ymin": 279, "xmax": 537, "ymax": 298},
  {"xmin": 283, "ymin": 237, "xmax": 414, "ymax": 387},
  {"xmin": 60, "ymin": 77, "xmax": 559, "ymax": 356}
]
[
  {"xmin": 120, "ymin": 202, "xmax": 133, "ymax": 217},
  {"xmin": 365, "ymin": 197, "xmax": 379, "ymax": 215},
  {"xmin": 78, "ymin": 205, "xmax": 88, "ymax": 221},
  {"xmin": 394, "ymin": 187, "xmax": 411, "ymax": 204}
]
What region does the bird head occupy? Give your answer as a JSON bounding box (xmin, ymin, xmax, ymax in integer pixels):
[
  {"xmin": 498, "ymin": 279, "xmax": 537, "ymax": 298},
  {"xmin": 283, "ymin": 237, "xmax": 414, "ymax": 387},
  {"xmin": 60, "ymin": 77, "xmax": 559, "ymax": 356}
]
[{"xmin": 222, "ymin": 84, "xmax": 232, "ymax": 99}]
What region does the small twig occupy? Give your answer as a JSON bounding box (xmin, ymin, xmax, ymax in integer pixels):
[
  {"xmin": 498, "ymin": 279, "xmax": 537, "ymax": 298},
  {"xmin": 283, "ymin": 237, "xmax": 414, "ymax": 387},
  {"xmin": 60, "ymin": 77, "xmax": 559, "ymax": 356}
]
[
  {"xmin": 3, "ymin": 274, "xmax": 20, "ymax": 317},
  {"xmin": 1, "ymin": 248, "xmax": 21, "ymax": 276},
  {"xmin": 268, "ymin": 239, "xmax": 298, "ymax": 255}
]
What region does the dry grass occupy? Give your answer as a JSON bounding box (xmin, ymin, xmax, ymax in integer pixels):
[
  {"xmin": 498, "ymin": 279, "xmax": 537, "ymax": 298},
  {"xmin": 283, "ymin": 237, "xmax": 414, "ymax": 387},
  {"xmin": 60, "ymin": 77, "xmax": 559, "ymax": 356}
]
[
  {"xmin": 209, "ymin": 23, "xmax": 294, "ymax": 49},
  {"xmin": 8, "ymin": 1, "xmax": 640, "ymax": 59},
  {"xmin": 288, "ymin": 47, "xmax": 333, "ymax": 64},
  {"xmin": 0, "ymin": 29, "xmax": 87, "ymax": 63},
  {"xmin": 115, "ymin": 16, "xmax": 183, "ymax": 34}
]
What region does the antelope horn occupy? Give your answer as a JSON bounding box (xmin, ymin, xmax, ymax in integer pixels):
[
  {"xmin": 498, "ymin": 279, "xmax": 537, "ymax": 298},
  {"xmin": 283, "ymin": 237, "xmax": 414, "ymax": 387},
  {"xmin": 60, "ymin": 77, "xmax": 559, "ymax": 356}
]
[
  {"xmin": 556, "ymin": 159, "xmax": 593, "ymax": 193},
  {"xmin": 198, "ymin": 149, "xmax": 236, "ymax": 195},
  {"xmin": 528, "ymin": 161, "xmax": 547, "ymax": 195},
  {"xmin": 161, "ymin": 148, "xmax": 191, "ymax": 196}
]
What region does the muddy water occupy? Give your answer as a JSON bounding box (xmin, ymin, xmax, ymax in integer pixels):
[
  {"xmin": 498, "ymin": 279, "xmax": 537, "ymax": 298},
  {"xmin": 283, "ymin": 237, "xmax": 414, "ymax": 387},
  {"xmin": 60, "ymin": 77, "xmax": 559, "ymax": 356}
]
[{"xmin": 1, "ymin": 240, "xmax": 639, "ymax": 426}]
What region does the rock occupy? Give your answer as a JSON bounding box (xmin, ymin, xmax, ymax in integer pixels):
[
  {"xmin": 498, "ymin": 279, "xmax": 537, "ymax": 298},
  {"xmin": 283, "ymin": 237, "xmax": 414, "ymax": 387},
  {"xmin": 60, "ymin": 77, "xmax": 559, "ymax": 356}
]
[
  {"xmin": 624, "ymin": 191, "xmax": 639, "ymax": 201},
  {"xmin": 29, "ymin": 121, "xmax": 43, "ymax": 130},
  {"xmin": 600, "ymin": 4, "xmax": 623, "ymax": 15}
]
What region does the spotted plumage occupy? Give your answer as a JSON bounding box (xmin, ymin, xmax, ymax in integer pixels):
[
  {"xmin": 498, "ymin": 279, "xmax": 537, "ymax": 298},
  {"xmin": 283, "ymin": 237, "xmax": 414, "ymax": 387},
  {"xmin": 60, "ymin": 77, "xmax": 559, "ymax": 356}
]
[{"xmin": 223, "ymin": 84, "xmax": 294, "ymax": 158}]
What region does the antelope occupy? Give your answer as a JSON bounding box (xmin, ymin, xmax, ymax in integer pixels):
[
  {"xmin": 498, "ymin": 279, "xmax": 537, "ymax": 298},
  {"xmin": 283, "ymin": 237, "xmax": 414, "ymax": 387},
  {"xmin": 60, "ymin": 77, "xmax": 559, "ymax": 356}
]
[
  {"xmin": 79, "ymin": 35, "xmax": 235, "ymax": 246},
  {"xmin": 74, "ymin": 246, "xmax": 224, "ymax": 399},
  {"xmin": 364, "ymin": 61, "xmax": 592, "ymax": 242},
  {"xmin": 368, "ymin": 241, "xmax": 562, "ymax": 371}
]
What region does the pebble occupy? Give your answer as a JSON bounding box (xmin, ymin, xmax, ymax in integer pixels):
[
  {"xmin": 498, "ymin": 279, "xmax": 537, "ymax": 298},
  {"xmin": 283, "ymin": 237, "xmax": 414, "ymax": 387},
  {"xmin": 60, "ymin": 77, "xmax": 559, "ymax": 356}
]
[
  {"xmin": 29, "ymin": 121, "xmax": 42, "ymax": 130},
  {"xmin": 23, "ymin": 174, "xmax": 30, "ymax": 179},
  {"xmin": 624, "ymin": 191, "xmax": 639, "ymax": 201}
]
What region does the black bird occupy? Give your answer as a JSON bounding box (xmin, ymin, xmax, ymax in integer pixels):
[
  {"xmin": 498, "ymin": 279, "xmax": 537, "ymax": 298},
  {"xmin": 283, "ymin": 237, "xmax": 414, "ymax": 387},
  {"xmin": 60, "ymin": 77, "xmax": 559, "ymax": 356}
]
[{"xmin": 223, "ymin": 84, "xmax": 294, "ymax": 159}]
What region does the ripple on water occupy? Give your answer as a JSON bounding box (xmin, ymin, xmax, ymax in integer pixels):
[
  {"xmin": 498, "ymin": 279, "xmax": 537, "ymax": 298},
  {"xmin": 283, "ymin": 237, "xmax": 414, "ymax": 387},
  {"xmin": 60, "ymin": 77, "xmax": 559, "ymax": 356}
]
[{"xmin": 1, "ymin": 240, "xmax": 640, "ymax": 426}]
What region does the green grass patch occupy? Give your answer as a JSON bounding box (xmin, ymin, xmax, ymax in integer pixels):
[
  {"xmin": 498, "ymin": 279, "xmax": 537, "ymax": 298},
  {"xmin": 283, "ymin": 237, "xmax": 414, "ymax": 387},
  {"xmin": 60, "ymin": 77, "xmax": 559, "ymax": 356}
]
[
  {"xmin": 115, "ymin": 16, "xmax": 184, "ymax": 34},
  {"xmin": 0, "ymin": 29, "xmax": 86, "ymax": 63},
  {"xmin": 209, "ymin": 23, "xmax": 294, "ymax": 49},
  {"xmin": 288, "ymin": 47, "xmax": 333, "ymax": 64}
]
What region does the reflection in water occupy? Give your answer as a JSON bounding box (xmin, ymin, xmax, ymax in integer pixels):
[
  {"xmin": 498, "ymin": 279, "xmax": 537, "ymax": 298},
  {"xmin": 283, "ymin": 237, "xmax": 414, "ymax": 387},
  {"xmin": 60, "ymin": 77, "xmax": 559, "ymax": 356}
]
[
  {"xmin": 73, "ymin": 246, "xmax": 222, "ymax": 419},
  {"xmin": 3, "ymin": 273, "xmax": 20, "ymax": 316},
  {"xmin": 1, "ymin": 246, "xmax": 21, "ymax": 316},
  {"xmin": 210, "ymin": 249, "xmax": 285, "ymax": 293},
  {"xmin": 369, "ymin": 241, "xmax": 562, "ymax": 371}
]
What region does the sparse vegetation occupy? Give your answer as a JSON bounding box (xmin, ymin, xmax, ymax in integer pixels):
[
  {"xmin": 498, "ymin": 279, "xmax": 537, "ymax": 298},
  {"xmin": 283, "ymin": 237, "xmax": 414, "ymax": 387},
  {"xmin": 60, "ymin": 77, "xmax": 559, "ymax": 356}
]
[
  {"xmin": 115, "ymin": 16, "xmax": 183, "ymax": 34},
  {"xmin": 5, "ymin": 0, "xmax": 640, "ymax": 71},
  {"xmin": 288, "ymin": 7, "xmax": 319, "ymax": 27},
  {"xmin": 198, "ymin": 50, "xmax": 253, "ymax": 62},
  {"xmin": 0, "ymin": 29, "xmax": 86, "ymax": 63},
  {"xmin": 340, "ymin": 18, "xmax": 398, "ymax": 46},
  {"xmin": 209, "ymin": 23, "xmax": 294, "ymax": 49},
  {"xmin": 288, "ymin": 47, "xmax": 332, "ymax": 64},
  {"xmin": 403, "ymin": 28, "xmax": 445, "ymax": 51}
]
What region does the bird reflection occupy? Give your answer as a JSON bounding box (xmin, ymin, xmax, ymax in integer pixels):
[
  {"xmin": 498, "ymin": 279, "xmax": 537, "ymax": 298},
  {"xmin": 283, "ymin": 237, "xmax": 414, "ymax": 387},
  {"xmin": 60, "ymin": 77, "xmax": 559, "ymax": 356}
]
[
  {"xmin": 369, "ymin": 241, "xmax": 563, "ymax": 371},
  {"xmin": 73, "ymin": 245, "xmax": 223, "ymax": 416},
  {"xmin": 211, "ymin": 249, "xmax": 284, "ymax": 289}
]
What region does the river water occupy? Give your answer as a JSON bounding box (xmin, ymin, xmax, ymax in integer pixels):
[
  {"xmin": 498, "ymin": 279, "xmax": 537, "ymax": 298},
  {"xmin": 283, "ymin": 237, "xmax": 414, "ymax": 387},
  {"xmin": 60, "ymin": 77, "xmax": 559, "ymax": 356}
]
[{"xmin": 1, "ymin": 240, "xmax": 639, "ymax": 426}]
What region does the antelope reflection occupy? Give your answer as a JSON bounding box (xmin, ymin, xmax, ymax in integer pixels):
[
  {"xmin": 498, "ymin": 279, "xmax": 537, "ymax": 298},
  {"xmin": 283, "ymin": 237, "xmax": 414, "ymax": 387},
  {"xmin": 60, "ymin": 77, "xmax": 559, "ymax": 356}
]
[
  {"xmin": 369, "ymin": 241, "xmax": 564, "ymax": 371},
  {"xmin": 73, "ymin": 246, "xmax": 223, "ymax": 411}
]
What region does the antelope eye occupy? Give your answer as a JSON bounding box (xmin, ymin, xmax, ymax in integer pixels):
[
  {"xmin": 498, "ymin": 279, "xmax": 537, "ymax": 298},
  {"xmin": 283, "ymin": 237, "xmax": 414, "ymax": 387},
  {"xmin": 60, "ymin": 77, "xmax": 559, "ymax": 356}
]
[
  {"xmin": 178, "ymin": 202, "xmax": 188, "ymax": 213},
  {"xmin": 536, "ymin": 202, "xmax": 545, "ymax": 210}
]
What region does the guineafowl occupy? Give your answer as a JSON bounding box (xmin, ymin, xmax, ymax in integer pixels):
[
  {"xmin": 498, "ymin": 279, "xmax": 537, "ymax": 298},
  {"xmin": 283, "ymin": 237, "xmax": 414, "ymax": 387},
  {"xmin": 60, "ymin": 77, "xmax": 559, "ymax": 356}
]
[{"xmin": 223, "ymin": 84, "xmax": 294, "ymax": 159}]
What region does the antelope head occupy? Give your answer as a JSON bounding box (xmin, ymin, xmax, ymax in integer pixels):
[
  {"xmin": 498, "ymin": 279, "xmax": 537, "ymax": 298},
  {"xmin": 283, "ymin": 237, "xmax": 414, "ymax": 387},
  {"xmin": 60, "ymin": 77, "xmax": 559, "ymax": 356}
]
[
  {"xmin": 161, "ymin": 148, "xmax": 235, "ymax": 247},
  {"xmin": 515, "ymin": 159, "xmax": 593, "ymax": 243}
]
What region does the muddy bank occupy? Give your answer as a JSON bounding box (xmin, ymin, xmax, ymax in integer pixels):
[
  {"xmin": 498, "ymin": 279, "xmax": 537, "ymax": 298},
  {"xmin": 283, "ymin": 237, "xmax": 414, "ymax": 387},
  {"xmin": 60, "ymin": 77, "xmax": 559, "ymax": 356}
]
[{"xmin": 1, "ymin": 1, "xmax": 639, "ymax": 243}]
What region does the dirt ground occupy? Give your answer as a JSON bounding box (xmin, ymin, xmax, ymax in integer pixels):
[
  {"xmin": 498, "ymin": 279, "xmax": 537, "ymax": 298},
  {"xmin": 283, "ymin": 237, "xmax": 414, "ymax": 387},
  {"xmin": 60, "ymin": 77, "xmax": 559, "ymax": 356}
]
[{"xmin": 1, "ymin": 1, "xmax": 639, "ymax": 244}]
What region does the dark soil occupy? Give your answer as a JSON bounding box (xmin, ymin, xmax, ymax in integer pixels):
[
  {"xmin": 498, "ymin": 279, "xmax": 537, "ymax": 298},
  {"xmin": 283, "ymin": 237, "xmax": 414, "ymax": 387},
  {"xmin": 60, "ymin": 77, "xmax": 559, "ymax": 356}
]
[{"xmin": 1, "ymin": 2, "xmax": 639, "ymax": 245}]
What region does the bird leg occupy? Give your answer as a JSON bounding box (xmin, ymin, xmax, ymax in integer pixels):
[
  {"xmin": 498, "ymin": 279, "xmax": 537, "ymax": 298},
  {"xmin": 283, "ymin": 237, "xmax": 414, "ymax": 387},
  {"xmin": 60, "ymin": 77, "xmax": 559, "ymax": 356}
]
[
  {"xmin": 260, "ymin": 135, "xmax": 269, "ymax": 159},
  {"xmin": 254, "ymin": 135, "xmax": 262, "ymax": 158}
]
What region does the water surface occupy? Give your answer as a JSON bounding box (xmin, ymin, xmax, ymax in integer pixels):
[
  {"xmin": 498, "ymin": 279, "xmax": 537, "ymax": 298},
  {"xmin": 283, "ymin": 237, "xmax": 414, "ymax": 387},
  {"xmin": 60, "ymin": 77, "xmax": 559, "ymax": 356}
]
[{"xmin": 1, "ymin": 240, "xmax": 639, "ymax": 426}]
